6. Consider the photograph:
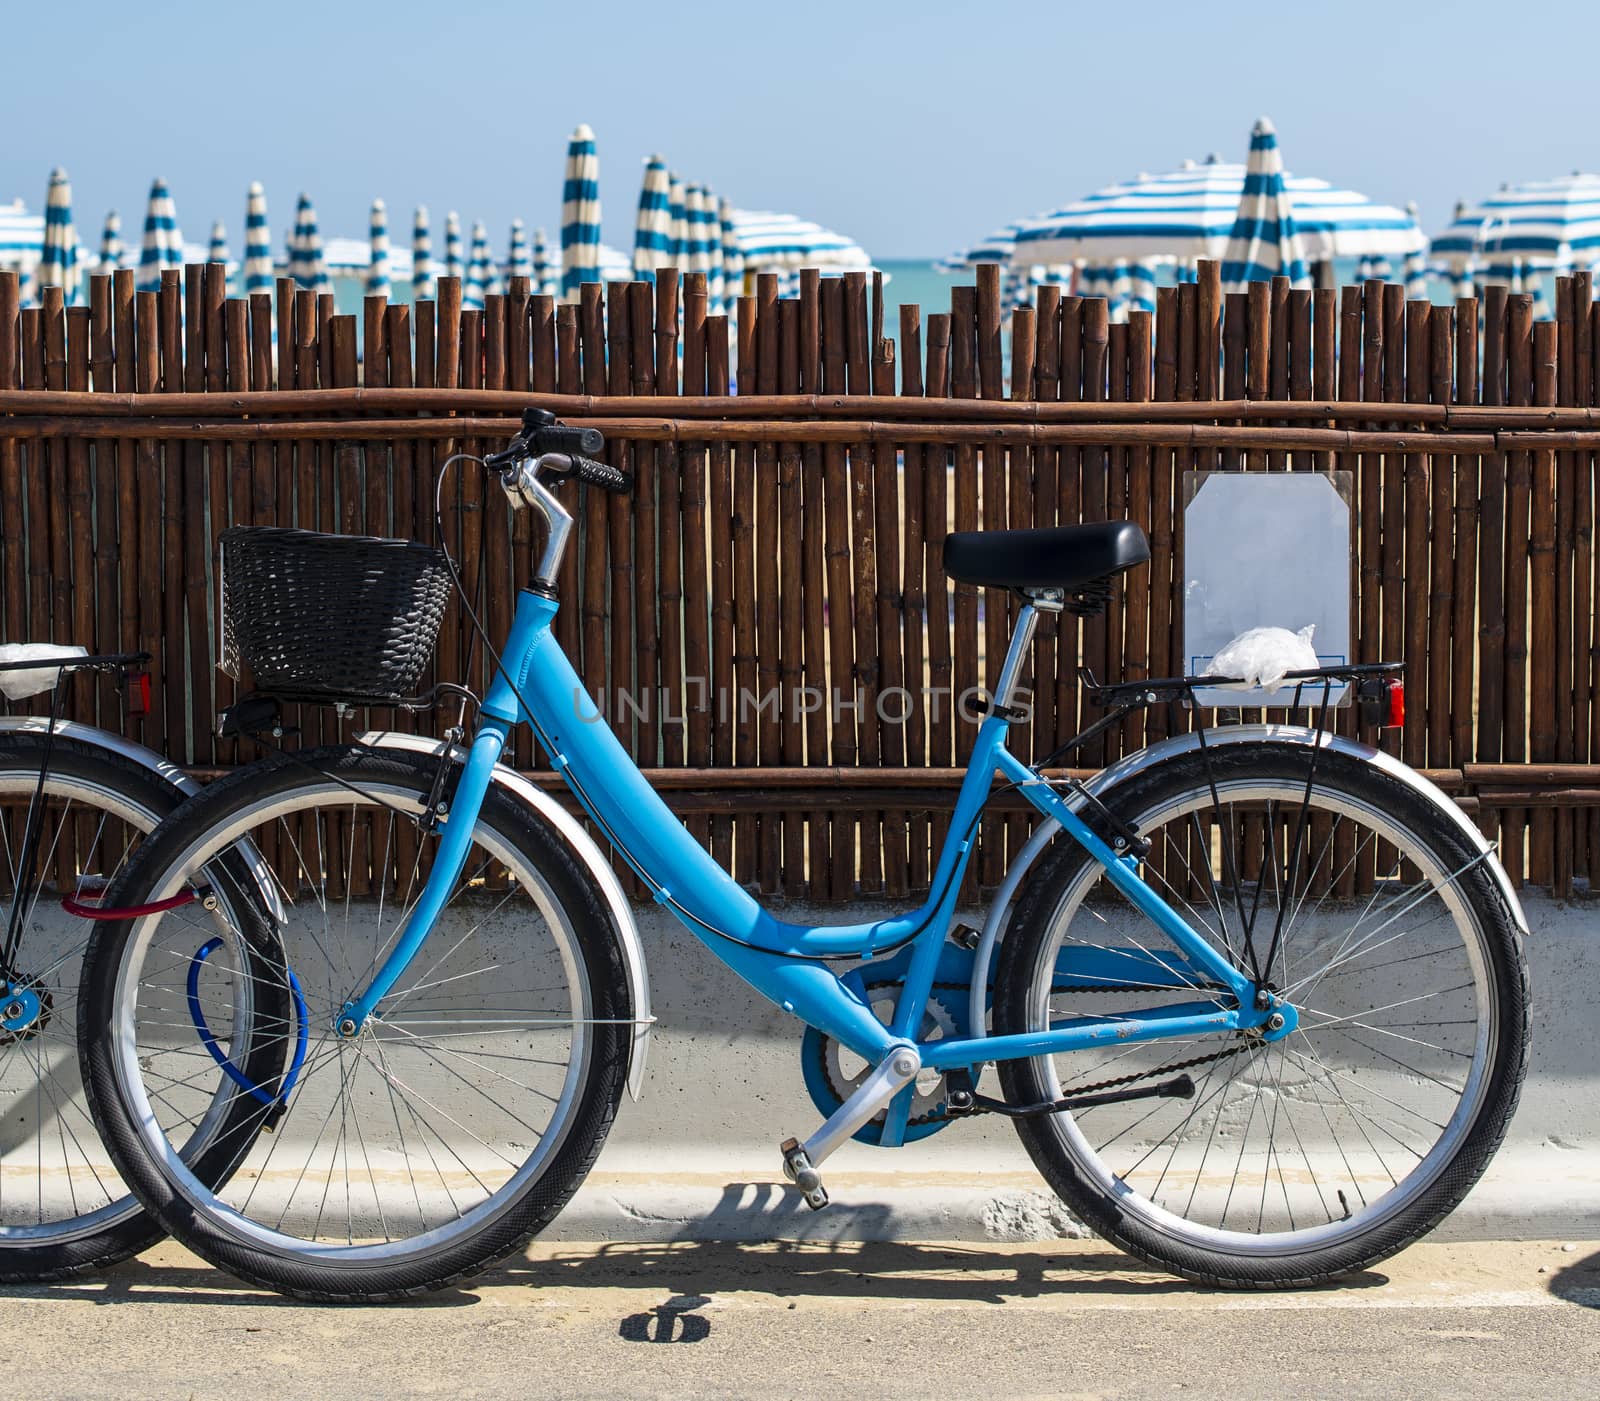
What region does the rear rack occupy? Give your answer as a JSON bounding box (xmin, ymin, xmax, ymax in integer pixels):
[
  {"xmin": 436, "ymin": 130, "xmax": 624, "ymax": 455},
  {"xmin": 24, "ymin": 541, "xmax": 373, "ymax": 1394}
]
[
  {"xmin": 1032, "ymin": 662, "xmax": 1405, "ymax": 777},
  {"xmin": 1083, "ymin": 661, "xmax": 1405, "ymax": 710}
]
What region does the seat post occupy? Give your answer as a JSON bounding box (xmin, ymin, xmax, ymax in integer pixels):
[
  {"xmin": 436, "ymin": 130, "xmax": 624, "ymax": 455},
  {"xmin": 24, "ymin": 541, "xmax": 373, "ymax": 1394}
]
[{"xmin": 991, "ymin": 588, "xmax": 1064, "ymax": 712}]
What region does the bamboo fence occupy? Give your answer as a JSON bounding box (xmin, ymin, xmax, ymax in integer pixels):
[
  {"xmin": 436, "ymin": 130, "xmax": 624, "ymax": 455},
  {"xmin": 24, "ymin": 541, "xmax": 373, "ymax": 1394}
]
[{"xmin": 2, "ymin": 261, "xmax": 1599, "ymax": 900}]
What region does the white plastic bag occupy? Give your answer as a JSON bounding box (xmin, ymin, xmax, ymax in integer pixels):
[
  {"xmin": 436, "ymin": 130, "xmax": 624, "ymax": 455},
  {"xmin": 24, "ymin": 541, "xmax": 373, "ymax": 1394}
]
[
  {"xmin": 1209, "ymin": 625, "xmax": 1317, "ymax": 690},
  {"xmin": 0, "ymin": 644, "xmax": 88, "ymax": 701}
]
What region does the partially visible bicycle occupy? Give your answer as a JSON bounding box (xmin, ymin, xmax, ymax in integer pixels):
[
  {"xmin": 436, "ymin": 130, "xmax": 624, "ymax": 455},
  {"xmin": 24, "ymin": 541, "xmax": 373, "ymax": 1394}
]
[
  {"xmin": 0, "ymin": 652, "xmax": 183, "ymax": 1280},
  {"xmin": 80, "ymin": 410, "xmax": 1530, "ymax": 1301}
]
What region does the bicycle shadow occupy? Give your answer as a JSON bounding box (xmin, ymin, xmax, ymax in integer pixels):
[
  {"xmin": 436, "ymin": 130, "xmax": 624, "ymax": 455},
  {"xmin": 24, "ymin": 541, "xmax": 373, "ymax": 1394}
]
[
  {"xmin": 0, "ymin": 1181, "xmax": 1394, "ymax": 1309},
  {"xmin": 477, "ymin": 1181, "xmax": 1391, "ymax": 1305},
  {"xmin": 1550, "ymin": 1246, "xmax": 1600, "ymax": 1309}
]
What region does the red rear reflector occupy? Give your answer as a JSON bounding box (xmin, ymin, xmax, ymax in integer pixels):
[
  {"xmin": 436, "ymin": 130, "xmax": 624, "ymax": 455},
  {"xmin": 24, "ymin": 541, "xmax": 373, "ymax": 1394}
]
[
  {"xmin": 1383, "ymin": 679, "xmax": 1404, "ymax": 729},
  {"xmin": 126, "ymin": 670, "xmax": 151, "ymax": 717}
]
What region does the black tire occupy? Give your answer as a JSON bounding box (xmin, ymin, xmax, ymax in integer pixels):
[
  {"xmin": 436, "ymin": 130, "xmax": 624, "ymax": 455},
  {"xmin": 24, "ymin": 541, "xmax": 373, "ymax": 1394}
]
[
  {"xmin": 0, "ymin": 733, "xmax": 182, "ymax": 1282},
  {"xmin": 993, "ymin": 740, "xmax": 1530, "ymax": 1289},
  {"xmin": 79, "ymin": 746, "xmax": 631, "ymax": 1302}
]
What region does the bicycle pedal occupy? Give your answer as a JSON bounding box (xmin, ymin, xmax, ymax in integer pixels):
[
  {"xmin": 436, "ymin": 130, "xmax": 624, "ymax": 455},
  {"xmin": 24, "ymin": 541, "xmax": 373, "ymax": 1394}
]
[{"xmin": 780, "ymin": 1136, "xmax": 830, "ymax": 1210}]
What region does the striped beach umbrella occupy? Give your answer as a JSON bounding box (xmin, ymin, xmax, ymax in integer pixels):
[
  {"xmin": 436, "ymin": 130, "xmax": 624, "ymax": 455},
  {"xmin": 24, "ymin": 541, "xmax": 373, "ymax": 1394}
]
[
  {"xmin": 36, "ymin": 167, "xmax": 82, "ymax": 306},
  {"xmin": 243, "ymin": 182, "xmax": 273, "ymax": 294},
  {"xmin": 560, "ymin": 122, "xmax": 601, "ymax": 301},
  {"xmin": 596, "ymin": 244, "xmax": 634, "ymax": 283},
  {"xmin": 444, "ymin": 211, "xmax": 464, "ymax": 283},
  {"xmin": 1402, "ymin": 203, "xmax": 1429, "ymax": 298},
  {"xmin": 1432, "ymin": 173, "xmax": 1600, "ymax": 275},
  {"xmin": 633, "ymin": 155, "xmax": 672, "ymax": 280},
  {"xmin": 719, "ymin": 198, "xmax": 744, "ymax": 311},
  {"xmin": 137, "ymin": 177, "xmax": 183, "ymax": 295},
  {"xmin": 731, "ymin": 209, "xmax": 872, "ymax": 273},
  {"xmin": 684, "ymin": 184, "xmax": 713, "ymax": 289},
  {"xmin": 464, "ymin": 220, "xmax": 489, "ymax": 309},
  {"xmin": 366, "ymin": 198, "xmax": 391, "ymax": 297},
  {"xmin": 207, "ymin": 219, "xmax": 233, "ymax": 295},
  {"xmin": 667, "ymin": 173, "xmax": 688, "ymax": 265},
  {"xmin": 1220, "ymin": 119, "xmax": 1311, "ymax": 292},
  {"xmin": 0, "ymin": 199, "xmax": 43, "ymax": 281},
  {"xmin": 411, "ymin": 206, "xmax": 435, "ymax": 300},
  {"xmin": 289, "ymin": 193, "xmax": 331, "ymax": 294},
  {"xmin": 508, "ymin": 218, "xmax": 533, "ymax": 283},
  {"xmin": 1127, "ymin": 260, "xmax": 1159, "ymax": 316},
  {"xmin": 531, "ymin": 226, "xmax": 556, "ymax": 298},
  {"xmin": 1356, "ymin": 254, "xmax": 1393, "ymax": 282},
  {"xmin": 97, "ymin": 210, "xmax": 123, "ymax": 274},
  {"xmin": 1013, "ymin": 155, "xmax": 1420, "ymax": 268}
]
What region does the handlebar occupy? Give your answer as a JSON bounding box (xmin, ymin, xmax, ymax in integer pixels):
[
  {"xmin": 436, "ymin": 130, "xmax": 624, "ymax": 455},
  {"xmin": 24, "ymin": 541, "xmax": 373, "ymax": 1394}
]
[{"xmin": 484, "ymin": 407, "xmax": 608, "ymax": 473}]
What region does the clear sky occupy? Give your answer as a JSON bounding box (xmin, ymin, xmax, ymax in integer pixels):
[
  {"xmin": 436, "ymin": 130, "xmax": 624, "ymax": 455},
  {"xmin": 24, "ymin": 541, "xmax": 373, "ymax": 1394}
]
[{"xmin": 2, "ymin": 0, "xmax": 1593, "ymax": 260}]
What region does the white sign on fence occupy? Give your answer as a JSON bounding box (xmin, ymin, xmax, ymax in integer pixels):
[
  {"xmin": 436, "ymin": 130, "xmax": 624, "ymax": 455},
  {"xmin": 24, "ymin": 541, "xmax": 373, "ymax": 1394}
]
[{"xmin": 1183, "ymin": 470, "xmax": 1353, "ymax": 708}]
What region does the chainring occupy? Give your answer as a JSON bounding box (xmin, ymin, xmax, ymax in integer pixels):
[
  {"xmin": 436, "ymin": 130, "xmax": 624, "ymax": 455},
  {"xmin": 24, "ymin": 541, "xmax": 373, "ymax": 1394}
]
[{"xmin": 799, "ymin": 981, "xmax": 968, "ymax": 1144}]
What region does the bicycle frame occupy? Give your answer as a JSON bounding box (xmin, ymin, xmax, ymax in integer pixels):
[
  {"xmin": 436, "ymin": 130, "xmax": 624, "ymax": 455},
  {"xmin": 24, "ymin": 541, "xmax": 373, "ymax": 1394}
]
[{"xmin": 334, "ymin": 584, "xmax": 1284, "ymax": 1146}]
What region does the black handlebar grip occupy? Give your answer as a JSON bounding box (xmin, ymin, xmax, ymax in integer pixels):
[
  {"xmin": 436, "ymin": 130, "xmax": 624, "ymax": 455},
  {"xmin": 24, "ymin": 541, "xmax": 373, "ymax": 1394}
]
[
  {"xmin": 532, "ymin": 423, "xmax": 605, "ymax": 457},
  {"xmin": 570, "ymin": 455, "xmax": 632, "ymax": 494}
]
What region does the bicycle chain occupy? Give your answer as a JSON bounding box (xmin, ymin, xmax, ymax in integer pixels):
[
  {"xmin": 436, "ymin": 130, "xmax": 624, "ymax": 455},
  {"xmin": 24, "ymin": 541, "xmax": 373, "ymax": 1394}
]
[{"xmin": 993, "ymin": 978, "xmax": 1254, "ymax": 1105}]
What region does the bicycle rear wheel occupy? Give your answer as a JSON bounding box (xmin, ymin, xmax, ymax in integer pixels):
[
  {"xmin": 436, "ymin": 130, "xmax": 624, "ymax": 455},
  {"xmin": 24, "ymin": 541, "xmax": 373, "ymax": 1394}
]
[
  {"xmin": 80, "ymin": 745, "xmax": 632, "ymax": 1301},
  {"xmin": 0, "ymin": 732, "xmax": 180, "ymax": 1280},
  {"xmin": 993, "ymin": 739, "xmax": 1528, "ymax": 1288}
]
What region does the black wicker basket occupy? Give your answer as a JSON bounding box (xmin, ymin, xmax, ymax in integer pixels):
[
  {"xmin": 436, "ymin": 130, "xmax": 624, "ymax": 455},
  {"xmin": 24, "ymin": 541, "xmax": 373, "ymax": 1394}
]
[{"xmin": 219, "ymin": 527, "xmax": 452, "ymax": 706}]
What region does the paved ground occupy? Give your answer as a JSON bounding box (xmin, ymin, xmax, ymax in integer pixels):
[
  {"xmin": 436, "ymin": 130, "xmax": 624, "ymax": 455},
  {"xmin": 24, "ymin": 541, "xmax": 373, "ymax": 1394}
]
[{"xmin": 2, "ymin": 1238, "xmax": 1596, "ymax": 1399}]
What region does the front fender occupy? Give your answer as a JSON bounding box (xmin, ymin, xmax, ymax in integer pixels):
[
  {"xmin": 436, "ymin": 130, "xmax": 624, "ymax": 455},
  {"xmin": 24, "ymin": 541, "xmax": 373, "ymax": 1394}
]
[
  {"xmin": 968, "ymin": 724, "xmax": 1529, "ymax": 1040},
  {"xmin": 357, "ymin": 730, "xmax": 652, "ymax": 1101}
]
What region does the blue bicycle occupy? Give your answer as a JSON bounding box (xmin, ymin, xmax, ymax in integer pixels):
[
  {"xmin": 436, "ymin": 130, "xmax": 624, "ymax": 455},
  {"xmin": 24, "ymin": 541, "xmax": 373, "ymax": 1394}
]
[{"xmin": 80, "ymin": 411, "xmax": 1530, "ymax": 1301}]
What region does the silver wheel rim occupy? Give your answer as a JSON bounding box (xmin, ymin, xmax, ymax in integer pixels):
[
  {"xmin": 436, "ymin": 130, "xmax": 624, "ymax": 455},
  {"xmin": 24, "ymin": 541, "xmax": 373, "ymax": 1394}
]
[
  {"xmin": 108, "ymin": 778, "xmax": 592, "ymax": 1268},
  {"xmin": 1024, "ymin": 775, "xmax": 1496, "ymax": 1257}
]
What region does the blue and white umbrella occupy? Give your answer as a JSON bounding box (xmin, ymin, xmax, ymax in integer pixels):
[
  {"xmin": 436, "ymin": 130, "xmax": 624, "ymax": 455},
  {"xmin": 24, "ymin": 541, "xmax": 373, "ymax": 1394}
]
[
  {"xmin": 243, "ymin": 182, "xmax": 273, "ymax": 294},
  {"xmin": 1220, "ymin": 119, "xmax": 1311, "ymax": 292},
  {"xmin": 319, "ymin": 237, "xmax": 413, "ymax": 283},
  {"xmin": 686, "ymin": 184, "xmax": 716, "ymax": 289},
  {"xmin": 633, "ymin": 154, "xmax": 672, "ymax": 280},
  {"xmin": 731, "ymin": 209, "xmax": 872, "ymax": 272},
  {"xmin": 97, "ymin": 210, "xmax": 123, "ymax": 274},
  {"xmin": 367, "ymin": 198, "xmax": 391, "ymax": 297},
  {"xmin": 531, "ymin": 226, "xmax": 556, "ymax": 298},
  {"xmin": 597, "ymin": 243, "xmax": 633, "ymax": 282},
  {"xmin": 464, "ymin": 220, "xmax": 490, "ymax": 309},
  {"xmin": 560, "ymin": 122, "xmax": 601, "ymax": 301},
  {"xmin": 0, "ymin": 199, "xmax": 43, "ymax": 281},
  {"xmin": 939, "ymin": 218, "xmax": 1074, "ymax": 315},
  {"xmin": 507, "ymin": 218, "xmax": 532, "ymax": 283},
  {"xmin": 719, "ymin": 197, "xmax": 744, "ymax": 311},
  {"xmin": 411, "ymin": 206, "xmax": 435, "ymax": 300},
  {"xmin": 288, "ymin": 193, "xmax": 331, "ymax": 294},
  {"xmin": 137, "ymin": 177, "xmax": 183, "ymax": 295},
  {"xmin": 667, "ymin": 173, "xmax": 688, "ymax": 265},
  {"xmin": 1356, "ymin": 254, "xmax": 1393, "ymax": 282},
  {"xmin": 1014, "ymin": 153, "xmax": 1420, "ymax": 267},
  {"xmin": 1127, "ymin": 260, "xmax": 1159, "ymax": 316},
  {"xmin": 207, "ymin": 219, "xmax": 234, "ymax": 295},
  {"xmin": 1432, "ymin": 173, "xmax": 1600, "ymax": 278},
  {"xmin": 36, "ymin": 167, "xmax": 82, "ymax": 306},
  {"xmin": 1402, "ymin": 202, "xmax": 1429, "ymax": 298},
  {"xmin": 936, "ymin": 219, "xmax": 1027, "ymax": 271},
  {"xmin": 444, "ymin": 210, "xmax": 464, "ymax": 283}
]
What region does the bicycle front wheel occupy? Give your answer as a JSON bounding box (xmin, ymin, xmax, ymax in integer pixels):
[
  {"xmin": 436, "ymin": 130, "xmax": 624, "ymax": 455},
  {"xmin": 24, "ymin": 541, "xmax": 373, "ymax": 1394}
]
[
  {"xmin": 993, "ymin": 739, "xmax": 1529, "ymax": 1288},
  {"xmin": 79, "ymin": 745, "xmax": 632, "ymax": 1301}
]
